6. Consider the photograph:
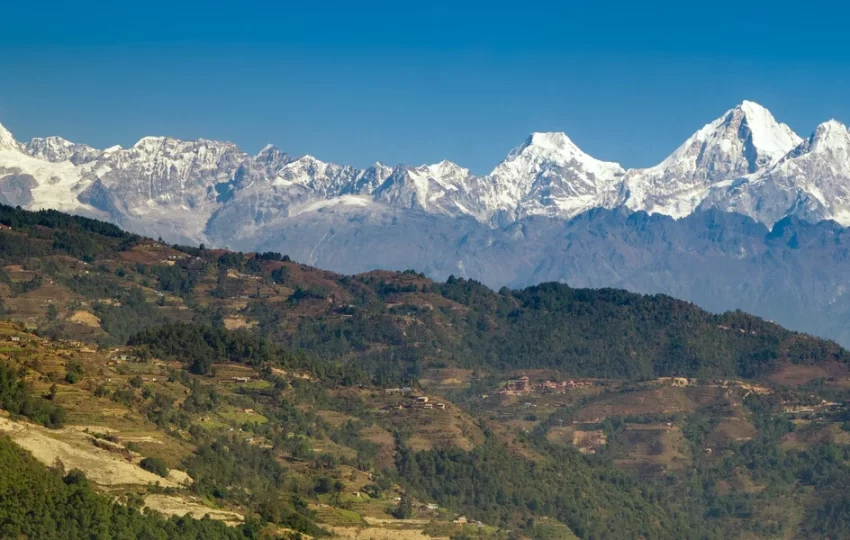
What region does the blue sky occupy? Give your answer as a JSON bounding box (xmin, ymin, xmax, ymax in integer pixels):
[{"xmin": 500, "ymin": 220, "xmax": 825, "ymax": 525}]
[{"xmin": 2, "ymin": 0, "xmax": 849, "ymax": 173}]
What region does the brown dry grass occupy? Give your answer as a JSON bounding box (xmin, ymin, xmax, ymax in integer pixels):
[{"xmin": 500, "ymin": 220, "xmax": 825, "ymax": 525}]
[
  {"xmin": 0, "ymin": 416, "xmax": 181, "ymax": 488},
  {"xmin": 573, "ymin": 387, "xmax": 694, "ymax": 423},
  {"xmin": 361, "ymin": 424, "xmax": 396, "ymax": 470},
  {"xmin": 144, "ymin": 494, "xmax": 242, "ymax": 524},
  {"xmin": 330, "ymin": 525, "xmax": 447, "ymax": 540},
  {"xmin": 768, "ymin": 362, "xmax": 850, "ymax": 387},
  {"xmin": 68, "ymin": 310, "xmax": 101, "ymax": 328},
  {"xmin": 613, "ymin": 424, "xmax": 691, "ymax": 471}
]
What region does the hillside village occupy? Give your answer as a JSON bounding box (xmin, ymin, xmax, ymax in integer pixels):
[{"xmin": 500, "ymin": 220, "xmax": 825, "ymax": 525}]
[{"xmin": 499, "ymin": 375, "xmax": 594, "ymax": 396}]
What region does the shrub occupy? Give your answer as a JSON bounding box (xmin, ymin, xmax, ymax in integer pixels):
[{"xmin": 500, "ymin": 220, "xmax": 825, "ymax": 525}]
[{"xmin": 140, "ymin": 457, "xmax": 168, "ymax": 477}]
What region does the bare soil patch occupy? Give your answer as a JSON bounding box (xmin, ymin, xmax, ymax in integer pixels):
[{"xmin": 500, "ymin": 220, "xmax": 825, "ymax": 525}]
[
  {"xmin": 144, "ymin": 494, "xmax": 242, "ymax": 524},
  {"xmin": 68, "ymin": 310, "xmax": 101, "ymax": 328},
  {"xmin": 0, "ymin": 416, "xmax": 181, "ymax": 488}
]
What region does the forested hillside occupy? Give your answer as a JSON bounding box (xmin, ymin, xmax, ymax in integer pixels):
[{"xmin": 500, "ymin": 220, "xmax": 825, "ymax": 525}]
[
  {"xmin": 0, "ymin": 205, "xmax": 849, "ymax": 539},
  {"xmin": 0, "ymin": 204, "xmax": 843, "ymax": 385},
  {"xmin": 0, "ymin": 435, "xmax": 256, "ymax": 539}
]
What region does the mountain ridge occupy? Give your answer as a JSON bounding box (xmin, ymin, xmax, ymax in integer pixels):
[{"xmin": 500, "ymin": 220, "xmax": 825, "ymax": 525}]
[
  {"xmin": 2, "ymin": 100, "xmax": 849, "ymax": 243},
  {"xmin": 3, "ymin": 102, "xmax": 850, "ymax": 349}
]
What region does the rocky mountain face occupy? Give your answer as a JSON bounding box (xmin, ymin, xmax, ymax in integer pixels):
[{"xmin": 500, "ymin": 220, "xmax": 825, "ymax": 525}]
[
  {"xmin": 25, "ymin": 137, "xmax": 107, "ymax": 165},
  {"xmin": 623, "ymin": 100, "xmax": 803, "ymax": 218},
  {"xmin": 2, "ymin": 101, "xmax": 850, "ymax": 345},
  {"xmin": 704, "ymin": 120, "xmax": 850, "ymax": 226},
  {"xmin": 2, "ymin": 100, "xmax": 849, "ymax": 234}
]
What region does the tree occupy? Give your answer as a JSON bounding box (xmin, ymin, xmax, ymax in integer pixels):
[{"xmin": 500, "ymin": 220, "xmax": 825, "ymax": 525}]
[
  {"xmin": 392, "ymin": 494, "xmax": 413, "ymax": 519},
  {"xmin": 140, "ymin": 457, "xmax": 169, "ymax": 477}
]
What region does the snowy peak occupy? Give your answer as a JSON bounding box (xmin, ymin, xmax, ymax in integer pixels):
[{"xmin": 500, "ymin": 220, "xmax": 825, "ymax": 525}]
[
  {"xmin": 420, "ymin": 159, "xmax": 469, "ymax": 181},
  {"xmin": 1, "ymin": 99, "xmax": 849, "ymax": 241},
  {"xmin": 505, "ymin": 131, "xmax": 619, "ymax": 171},
  {"xmin": 0, "ymin": 122, "xmax": 20, "ymax": 151},
  {"xmin": 480, "ymin": 131, "xmax": 625, "ymax": 221},
  {"xmin": 510, "ymin": 131, "xmax": 579, "ymax": 158},
  {"xmin": 129, "ymin": 135, "xmax": 239, "ymax": 155},
  {"xmin": 655, "ymin": 100, "xmax": 801, "ymax": 176},
  {"xmin": 348, "ymin": 162, "xmax": 394, "ymax": 195},
  {"xmin": 252, "ymin": 144, "xmax": 290, "ymax": 176},
  {"xmin": 370, "ymin": 159, "xmax": 476, "ymax": 215},
  {"xmin": 26, "ymin": 136, "xmax": 101, "ymax": 165},
  {"xmin": 805, "ymin": 120, "xmax": 850, "ymax": 154},
  {"xmin": 255, "ymin": 144, "xmax": 288, "ymax": 162},
  {"xmin": 736, "ymin": 100, "xmax": 803, "ymax": 162},
  {"xmin": 701, "ymin": 117, "xmax": 850, "ymax": 227},
  {"xmin": 493, "ymin": 131, "xmax": 625, "ymax": 188},
  {"xmin": 272, "ymin": 155, "xmax": 357, "ymax": 195},
  {"xmin": 622, "ymin": 101, "xmax": 804, "ymax": 219}
]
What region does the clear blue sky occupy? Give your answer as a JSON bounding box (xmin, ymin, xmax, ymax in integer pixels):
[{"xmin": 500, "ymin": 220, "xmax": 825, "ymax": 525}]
[{"xmin": 2, "ymin": 0, "xmax": 849, "ymax": 173}]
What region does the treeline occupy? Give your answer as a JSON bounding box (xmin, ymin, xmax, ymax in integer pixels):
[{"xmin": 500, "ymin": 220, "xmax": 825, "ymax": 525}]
[
  {"xmin": 0, "ymin": 204, "xmax": 132, "ymax": 239},
  {"xmin": 0, "ymin": 204, "xmax": 139, "ymax": 261},
  {"xmin": 0, "ymin": 435, "xmax": 258, "ymax": 539},
  {"xmin": 239, "ymin": 271, "xmax": 850, "ymax": 383},
  {"xmin": 432, "ymin": 279, "xmax": 850, "ymax": 380},
  {"xmin": 128, "ymin": 323, "xmax": 375, "ymax": 385}
]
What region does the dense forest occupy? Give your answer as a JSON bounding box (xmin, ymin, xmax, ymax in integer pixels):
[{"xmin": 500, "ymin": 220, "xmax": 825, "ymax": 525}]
[{"xmin": 0, "ymin": 435, "xmax": 259, "ymax": 539}]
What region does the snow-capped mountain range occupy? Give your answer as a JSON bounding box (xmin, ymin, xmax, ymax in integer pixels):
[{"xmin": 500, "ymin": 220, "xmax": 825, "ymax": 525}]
[
  {"xmin": 4, "ymin": 102, "xmax": 850, "ymax": 350},
  {"xmin": 1, "ymin": 100, "xmax": 848, "ymax": 246}
]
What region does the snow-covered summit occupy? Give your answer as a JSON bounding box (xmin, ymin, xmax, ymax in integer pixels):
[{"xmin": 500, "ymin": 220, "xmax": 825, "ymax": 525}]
[
  {"xmin": 805, "ymin": 120, "xmax": 850, "ymax": 155},
  {"xmin": 472, "ymin": 131, "xmax": 625, "ymax": 221},
  {"xmin": 736, "ymin": 100, "xmax": 802, "ymax": 162},
  {"xmin": 272, "ymin": 155, "xmax": 358, "ymax": 195},
  {"xmin": 0, "ymin": 123, "xmax": 20, "ymax": 151},
  {"xmin": 623, "ymin": 101, "xmax": 803, "ymax": 218},
  {"xmin": 1, "ymin": 99, "xmax": 849, "ymax": 245},
  {"xmin": 26, "ymin": 136, "xmax": 102, "ymax": 165},
  {"xmin": 649, "ymin": 100, "xmax": 800, "ymax": 177},
  {"xmin": 700, "ymin": 117, "xmax": 850, "ymax": 226},
  {"xmin": 504, "ymin": 131, "xmax": 623, "ymax": 175}
]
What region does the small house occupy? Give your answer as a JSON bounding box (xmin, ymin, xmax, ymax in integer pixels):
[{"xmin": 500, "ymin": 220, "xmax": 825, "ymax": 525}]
[
  {"xmin": 233, "ymin": 377, "xmax": 251, "ymax": 383},
  {"xmin": 415, "ymin": 396, "xmax": 430, "ymax": 404}
]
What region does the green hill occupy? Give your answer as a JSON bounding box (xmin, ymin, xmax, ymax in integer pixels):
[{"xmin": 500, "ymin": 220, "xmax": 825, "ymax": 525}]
[
  {"xmin": 0, "ymin": 204, "xmax": 849, "ymax": 539},
  {"xmin": 0, "ymin": 204, "xmax": 843, "ymax": 385}
]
